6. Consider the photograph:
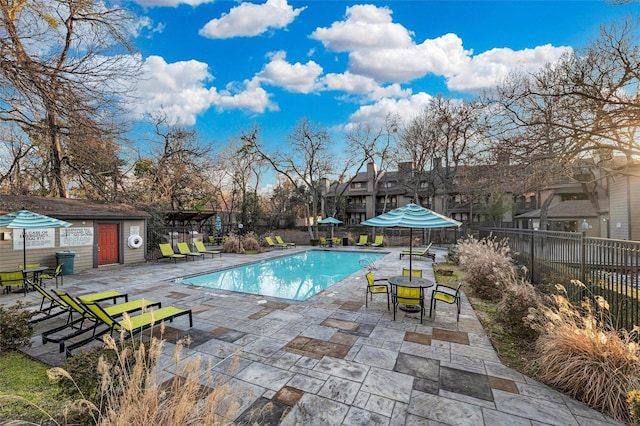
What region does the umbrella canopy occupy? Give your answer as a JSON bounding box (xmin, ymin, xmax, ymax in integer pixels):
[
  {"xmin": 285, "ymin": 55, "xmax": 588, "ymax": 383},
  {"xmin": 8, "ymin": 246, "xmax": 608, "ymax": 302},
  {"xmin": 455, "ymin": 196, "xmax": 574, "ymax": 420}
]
[
  {"xmin": 318, "ymin": 217, "xmax": 343, "ymax": 225},
  {"xmin": 318, "ymin": 217, "xmax": 343, "ymax": 239},
  {"xmin": 362, "ymin": 204, "xmax": 461, "ymax": 278},
  {"xmin": 0, "ymin": 210, "xmax": 72, "ymax": 269}
]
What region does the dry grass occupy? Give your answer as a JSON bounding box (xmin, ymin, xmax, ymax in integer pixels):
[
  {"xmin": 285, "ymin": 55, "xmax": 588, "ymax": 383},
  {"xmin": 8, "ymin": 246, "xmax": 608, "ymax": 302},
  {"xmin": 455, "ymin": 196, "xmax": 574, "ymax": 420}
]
[
  {"xmin": 457, "ymin": 235, "xmax": 520, "ymax": 301},
  {"xmin": 526, "ymin": 282, "xmax": 640, "ymax": 424},
  {"xmin": 47, "ymin": 317, "xmax": 252, "ymax": 425}
]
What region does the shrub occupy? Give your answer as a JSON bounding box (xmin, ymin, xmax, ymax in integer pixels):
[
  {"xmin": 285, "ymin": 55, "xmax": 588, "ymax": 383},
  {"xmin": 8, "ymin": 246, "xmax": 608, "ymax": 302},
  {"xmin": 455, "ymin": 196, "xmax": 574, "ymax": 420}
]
[
  {"xmin": 242, "ymin": 234, "xmax": 260, "ymax": 252},
  {"xmin": 628, "ymin": 390, "xmax": 640, "ymax": 426},
  {"xmin": 457, "ymin": 235, "xmax": 520, "ymax": 301},
  {"xmin": 0, "ymin": 302, "xmax": 33, "ymax": 352},
  {"xmin": 526, "ymin": 282, "xmax": 640, "ymax": 424},
  {"xmin": 222, "ymin": 236, "xmax": 241, "ymax": 253},
  {"xmin": 498, "ymin": 279, "xmax": 544, "ymax": 341}
]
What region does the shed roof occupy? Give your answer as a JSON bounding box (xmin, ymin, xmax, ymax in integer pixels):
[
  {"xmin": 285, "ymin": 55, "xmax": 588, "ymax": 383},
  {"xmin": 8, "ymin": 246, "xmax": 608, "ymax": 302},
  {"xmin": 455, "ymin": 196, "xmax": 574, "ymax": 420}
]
[{"xmin": 0, "ymin": 195, "xmax": 150, "ymax": 220}]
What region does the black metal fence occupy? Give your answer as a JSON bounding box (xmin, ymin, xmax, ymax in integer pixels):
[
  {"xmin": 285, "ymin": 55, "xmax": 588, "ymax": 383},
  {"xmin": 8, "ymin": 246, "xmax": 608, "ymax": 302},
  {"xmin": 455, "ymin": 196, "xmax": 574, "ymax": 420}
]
[{"xmin": 479, "ymin": 228, "xmax": 640, "ymax": 331}]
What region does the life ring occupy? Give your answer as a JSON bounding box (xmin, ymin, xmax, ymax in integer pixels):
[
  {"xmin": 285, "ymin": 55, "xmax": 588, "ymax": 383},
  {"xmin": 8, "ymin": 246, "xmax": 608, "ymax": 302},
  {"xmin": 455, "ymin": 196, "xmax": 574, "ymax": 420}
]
[{"xmin": 127, "ymin": 235, "xmax": 143, "ymax": 249}]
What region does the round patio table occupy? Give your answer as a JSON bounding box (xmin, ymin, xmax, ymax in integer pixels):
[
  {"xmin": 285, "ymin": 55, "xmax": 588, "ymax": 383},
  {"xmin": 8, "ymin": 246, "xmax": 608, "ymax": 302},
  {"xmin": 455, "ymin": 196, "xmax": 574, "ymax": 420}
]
[{"xmin": 388, "ymin": 276, "xmax": 434, "ymax": 313}]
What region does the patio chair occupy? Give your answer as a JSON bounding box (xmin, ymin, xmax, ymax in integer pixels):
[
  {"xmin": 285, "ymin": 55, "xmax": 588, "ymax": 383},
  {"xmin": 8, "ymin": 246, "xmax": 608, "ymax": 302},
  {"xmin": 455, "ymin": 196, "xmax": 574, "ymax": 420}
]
[
  {"xmin": 276, "ymin": 236, "xmax": 295, "ymax": 247},
  {"xmin": 429, "ymin": 282, "xmax": 462, "ymax": 322},
  {"xmin": 332, "ymin": 237, "xmax": 341, "ymax": 246},
  {"xmin": 399, "ymin": 242, "xmax": 435, "ymax": 260},
  {"xmin": 19, "ymin": 263, "xmax": 41, "ymax": 269},
  {"xmin": 40, "ymin": 264, "xmax": 63, "ymax": 288},
  {"xmin": 370, "ymin": 235, "xmax": 384, "ymax": 247},
  {"xmin": 319, "ymin": 237, "xmax": 328, "ymax": 247},
  {"xmin": 365, "ymin": 272, "xmax": 390, "ymax": 310},
  {"xmin": 0, "ymin": 271, "xmax": 28, "ymax": 296},
  {"xmin": 402, "ymin": 268, "xmax": 423, "ymax": 278},
  {"xmin": 265, "ymin": 236, "xmax": 286, "ymax": 249},
  {"xmin": 194, "ymin": 241, "xmax": 222, "ymax": 258},
  {"xmin": 393, "ymin": 284, "xmax": 425, "ymax": 324},
  {"xmin": 176, "ymin": 242, "xmax": 204, "ymax": 261},
  {"xmin": 356, "ymin": 235, "xmax": 368, "ymax": 247},
  {"xmin": 158, "ymin": 243, "xmax": 187, "ymax": 263}
]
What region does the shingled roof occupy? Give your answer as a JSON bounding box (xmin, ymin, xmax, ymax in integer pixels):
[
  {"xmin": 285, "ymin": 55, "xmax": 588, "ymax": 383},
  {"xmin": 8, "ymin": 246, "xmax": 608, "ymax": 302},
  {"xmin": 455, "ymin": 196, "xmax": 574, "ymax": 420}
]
[{"xmin": 0, "ymin": 195, "xmax": 150, "ymax": 220}]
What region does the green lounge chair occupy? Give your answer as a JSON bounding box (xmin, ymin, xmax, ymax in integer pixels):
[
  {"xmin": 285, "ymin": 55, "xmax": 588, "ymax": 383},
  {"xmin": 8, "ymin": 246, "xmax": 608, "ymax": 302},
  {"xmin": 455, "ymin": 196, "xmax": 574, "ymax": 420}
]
[
  {"xmin": 356, "ymin": 235, "xmax": 368, "ymax": 247},
  {"xmin": 30, "ymin": 282, "xmax": 125, "ymax": 324},
  {"xmin": 194, "ymin": 241, "xmax": 222, "ymax": 258},
  {"xmin": 399, "ymin": 242, "xmax": 435, "ymax": 260},
  {"xmin": 370, "ymin": 235, "xmax": 384, "ymax": 247},
  {"xmin": 177, "ymin": 242, "xmax": 204, "ymax": 261},
  {"xmin": 42, "ymin": 289, "xmax": 155, "ymax": 352},
  {"xmin": 81, "ymin": 299, "xmax": 192, "ymax": 339},
  {"xmin": 158, "ymin": 243, "xmax": 187, "ymax": 263},
  {"xmin": 265, "ymin": 236, "xmax": 286, "ymax": 249},
  {"xmin": 276, "ymin": 236, "xmax": 295, "ymax": 247}
]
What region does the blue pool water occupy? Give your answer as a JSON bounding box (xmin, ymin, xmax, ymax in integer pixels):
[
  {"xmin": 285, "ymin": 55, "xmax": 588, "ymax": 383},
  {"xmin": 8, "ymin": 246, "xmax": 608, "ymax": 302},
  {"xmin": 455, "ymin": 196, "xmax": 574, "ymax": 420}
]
[{"xmin": 176, "ymin": 250, "xmax": 388, "ymax": 300}]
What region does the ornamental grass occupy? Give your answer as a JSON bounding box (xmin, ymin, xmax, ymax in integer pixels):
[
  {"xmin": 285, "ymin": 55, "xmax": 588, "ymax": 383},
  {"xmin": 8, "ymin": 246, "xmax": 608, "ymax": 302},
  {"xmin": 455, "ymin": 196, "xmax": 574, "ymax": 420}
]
[
  {"xmin": 48, "ymin": 317, "xmax": 247, "ymax": 425},
  {"xmin": 526, "ymin": 282, "xmax": 640, "ymax": 424},
  {"xmin": 457, "ymin": 235, "xmax": 520, "ymax": 301}
]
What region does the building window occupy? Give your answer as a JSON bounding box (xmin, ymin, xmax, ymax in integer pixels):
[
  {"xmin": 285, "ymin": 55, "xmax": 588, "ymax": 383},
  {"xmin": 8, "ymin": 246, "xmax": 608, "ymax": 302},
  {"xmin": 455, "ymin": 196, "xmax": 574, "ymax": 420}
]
[{"xmin": 350, "ymin": 182, "xmax": 364, "ymax": 189}]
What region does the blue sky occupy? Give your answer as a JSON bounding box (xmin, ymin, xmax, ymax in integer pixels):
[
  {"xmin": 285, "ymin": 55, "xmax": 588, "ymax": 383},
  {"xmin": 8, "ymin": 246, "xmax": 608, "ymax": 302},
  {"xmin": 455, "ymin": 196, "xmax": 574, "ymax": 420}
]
[{"xmin": 126, "ymin": 0, "xmax": 638, "ymax": 161}]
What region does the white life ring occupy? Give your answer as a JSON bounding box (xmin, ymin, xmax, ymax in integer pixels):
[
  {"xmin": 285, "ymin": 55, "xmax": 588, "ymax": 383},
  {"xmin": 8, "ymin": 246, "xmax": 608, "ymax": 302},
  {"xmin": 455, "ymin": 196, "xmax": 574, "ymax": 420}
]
[{"xmin": 128, "ymin": 234, "xmax": 143, "ymax": 249}]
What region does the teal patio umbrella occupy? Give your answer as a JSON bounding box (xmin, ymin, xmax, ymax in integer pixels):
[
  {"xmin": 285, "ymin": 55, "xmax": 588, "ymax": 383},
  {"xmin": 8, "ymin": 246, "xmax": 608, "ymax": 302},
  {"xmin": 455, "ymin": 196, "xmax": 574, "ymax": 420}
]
[
  {"xmin": 318, "ymin": 217, "xmax": 343, "ymax": 239},
  {"xmin": 362, "ymin": 204, "xmax": 462, "ymax": 279},
  {"xmin": 0, "ymin": 210, "xmax": 72, "ymax": 269}
]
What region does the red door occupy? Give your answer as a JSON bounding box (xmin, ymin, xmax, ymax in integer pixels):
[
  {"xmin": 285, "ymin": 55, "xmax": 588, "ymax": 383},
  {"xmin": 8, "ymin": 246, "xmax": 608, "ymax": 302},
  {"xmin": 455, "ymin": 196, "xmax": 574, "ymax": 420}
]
[{"xmin": 98, "ymin": 224, "xmax": 119, "ymax": 265}]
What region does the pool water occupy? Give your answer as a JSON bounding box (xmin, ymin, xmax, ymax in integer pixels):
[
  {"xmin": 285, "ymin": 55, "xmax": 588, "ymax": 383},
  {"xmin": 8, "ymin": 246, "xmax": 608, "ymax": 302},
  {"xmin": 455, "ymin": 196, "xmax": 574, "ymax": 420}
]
[{"xmin": 175, "ymin": 250, "xmax": 388, "ymax": 301}]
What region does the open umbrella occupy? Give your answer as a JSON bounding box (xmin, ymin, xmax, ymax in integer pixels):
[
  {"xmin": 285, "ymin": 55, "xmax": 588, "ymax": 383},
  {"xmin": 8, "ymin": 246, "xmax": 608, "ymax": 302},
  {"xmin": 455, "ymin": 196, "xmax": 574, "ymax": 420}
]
[
  {"xmin": 362, "ymin": 204, "xmax": 461, "ymax": 279},
  {"xmin": 0, "ymin": 210, "xmax": 72, "ymax": 269},
  {"xmin": 318, "ymin": 216, "xmax": 343, "ymax": 239}
]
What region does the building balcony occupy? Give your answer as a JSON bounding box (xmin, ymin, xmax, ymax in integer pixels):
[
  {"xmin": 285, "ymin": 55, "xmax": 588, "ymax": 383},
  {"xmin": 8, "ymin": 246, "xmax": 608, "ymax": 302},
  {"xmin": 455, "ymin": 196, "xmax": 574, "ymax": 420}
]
[{"xmin": 346, "ymin": 203, "xmax": 366, "ymax": 212}]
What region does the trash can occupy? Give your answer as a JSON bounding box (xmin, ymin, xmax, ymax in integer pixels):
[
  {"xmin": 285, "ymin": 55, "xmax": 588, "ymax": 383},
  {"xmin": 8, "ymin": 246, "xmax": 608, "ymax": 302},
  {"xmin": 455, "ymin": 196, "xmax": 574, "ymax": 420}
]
[
  {"xmin": 342, "ymin": 237, "xmax": 349, "ymax": 247},
  {"xmin": 56, "ymin": 251, "xmax": 76, "ymax": 275}
]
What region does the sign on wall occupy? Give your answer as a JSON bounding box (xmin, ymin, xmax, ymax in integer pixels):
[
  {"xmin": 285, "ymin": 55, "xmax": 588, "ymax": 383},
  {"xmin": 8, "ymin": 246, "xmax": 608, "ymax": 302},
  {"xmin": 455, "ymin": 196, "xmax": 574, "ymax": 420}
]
[
  {"xmin": 13, "ymin": 228, "xmax": 55, "ymax": 250},
  {"xmin": 60, "ymin": 227, "xmax": 94, "ymax": 247}
]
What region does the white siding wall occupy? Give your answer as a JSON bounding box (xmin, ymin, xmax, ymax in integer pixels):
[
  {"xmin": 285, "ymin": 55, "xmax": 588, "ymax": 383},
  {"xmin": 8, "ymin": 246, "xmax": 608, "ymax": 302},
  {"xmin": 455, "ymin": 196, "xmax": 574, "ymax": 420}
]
[{"xmin": 609, "ymin": 176, "xmax": 629, "ymax": 240}]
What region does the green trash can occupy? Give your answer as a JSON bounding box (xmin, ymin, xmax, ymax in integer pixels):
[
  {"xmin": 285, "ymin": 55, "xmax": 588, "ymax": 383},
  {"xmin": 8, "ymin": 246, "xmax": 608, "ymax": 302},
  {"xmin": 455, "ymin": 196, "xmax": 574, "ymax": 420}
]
[{"xmin": 56, "ymin": 251, "xmax": 76, "ymax": 275}]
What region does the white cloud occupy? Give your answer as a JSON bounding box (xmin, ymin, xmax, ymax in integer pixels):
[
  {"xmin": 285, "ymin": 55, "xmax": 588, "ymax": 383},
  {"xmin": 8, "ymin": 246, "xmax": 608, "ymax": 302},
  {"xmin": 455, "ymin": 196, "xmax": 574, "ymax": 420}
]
[
  {"xmin": 257, "ymin": 51, "xmax": 323, "ymax": 93},
  {"xmin": 213, "ymin": 77, "xmax": 278, "ymax": 113},
  {"xmin": 133, "ymin": 56, "xmax": 275, "ymax": 125},
  {"xmin": 133, "ymin": 0, "xmax": 213, "ymax": 7},
  {"xmin": 447, "ymin": 44, "xmax": 573, "ymax": 93},
  {"xmin": 349, "ymin": 33, "xmax": 472, "ymax": 83},
  {"xmin": 346, "ymin": 92, "xmax": 432, "ymax": 131},
  {"xmin": 322, "ymin": 72, "xmax": 380, "ymax": 94},
  {"xmin": 311, "ymin": 4, "xmax": 413, "ymax": 51},
  {"xmin": 199, "ymin": 0, "xmax": 305, "ymax": 39}
]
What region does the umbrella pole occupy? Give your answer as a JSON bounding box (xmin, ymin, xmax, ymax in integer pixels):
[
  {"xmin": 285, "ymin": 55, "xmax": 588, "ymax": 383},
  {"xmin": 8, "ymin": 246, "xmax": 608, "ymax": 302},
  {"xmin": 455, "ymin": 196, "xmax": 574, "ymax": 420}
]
[
  {"xmin": 22, "ymin": 229, "xmax": 27, "ymax": 269},
  {"xmin": 409, "ymin": 228, "xmax": 412, "ymax": 281}
]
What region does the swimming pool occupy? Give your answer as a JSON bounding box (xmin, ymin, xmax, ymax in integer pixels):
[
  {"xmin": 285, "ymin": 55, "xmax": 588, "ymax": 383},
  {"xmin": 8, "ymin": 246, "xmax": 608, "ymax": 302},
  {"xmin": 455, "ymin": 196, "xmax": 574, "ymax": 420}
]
[{"xmin": 175, "ymin": 250, "xmax": 388, "ymax": 301}]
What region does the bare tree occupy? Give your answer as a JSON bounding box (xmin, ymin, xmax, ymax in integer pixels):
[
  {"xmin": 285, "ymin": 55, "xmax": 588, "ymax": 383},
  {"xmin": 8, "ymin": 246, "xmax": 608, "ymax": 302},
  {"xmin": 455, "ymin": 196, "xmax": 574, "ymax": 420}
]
[
  {"xmin": 130, "ymin": 117, "xmax": 213, "ymax": 210},
  {"xmin": 398, "ymin": 95, "xmax": 483, "ymax": 215},
  {"xmin": 245, "ymin": 118, "xmax": 333, "ymax": 239},
  {"xmin": 342, "ymin": 114, "xmax": 398, "ymax": 218},
  {"xmin": 0, "ymin": 0, "xmax": 139, "ymax": 197},
  {"xmin": 488, "ymin": 18, "xmax": 640, "ymax": 215}
]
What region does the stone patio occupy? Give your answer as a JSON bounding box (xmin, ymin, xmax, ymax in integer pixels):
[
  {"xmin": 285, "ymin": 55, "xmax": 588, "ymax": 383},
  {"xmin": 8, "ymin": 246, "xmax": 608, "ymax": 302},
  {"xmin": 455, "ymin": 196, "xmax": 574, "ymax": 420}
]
[{"xmin": 7, "ymin": 246, "xmax": 623, "ymax": 425}]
